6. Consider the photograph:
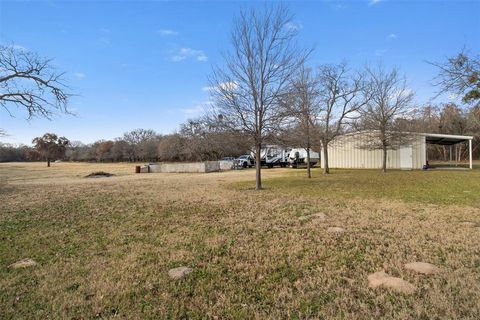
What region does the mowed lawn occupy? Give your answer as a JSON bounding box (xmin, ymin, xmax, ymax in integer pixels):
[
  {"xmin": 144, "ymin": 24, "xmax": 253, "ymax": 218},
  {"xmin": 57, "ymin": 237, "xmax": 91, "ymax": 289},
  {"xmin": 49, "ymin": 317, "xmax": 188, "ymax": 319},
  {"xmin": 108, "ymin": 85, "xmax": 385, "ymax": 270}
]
[{"xmin": 1, "ymin": 162, "xmax": 479, "ymax": 319}]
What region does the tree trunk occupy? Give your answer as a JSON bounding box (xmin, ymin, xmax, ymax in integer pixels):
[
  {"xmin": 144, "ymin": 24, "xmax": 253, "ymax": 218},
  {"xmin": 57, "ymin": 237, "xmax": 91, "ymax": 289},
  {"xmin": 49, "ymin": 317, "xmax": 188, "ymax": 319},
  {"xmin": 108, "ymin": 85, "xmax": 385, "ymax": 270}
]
[
  {"xmin": 255, "ymin": 143, "xmax": 262, "ymax": 190},
  {"xmin": 306, "ymin": 146, "xmax": 311, "ymax": 179},
  {"xmin": 322, "ymin": 139, "xmax": 330, "ymax": 174},
  {"xmin": 47, "ymin": 158, "xmax": 51, "ymax": 167},
  {"xmin": 382, "ymin": 145, "xmax": 387, "ymax": 173}
]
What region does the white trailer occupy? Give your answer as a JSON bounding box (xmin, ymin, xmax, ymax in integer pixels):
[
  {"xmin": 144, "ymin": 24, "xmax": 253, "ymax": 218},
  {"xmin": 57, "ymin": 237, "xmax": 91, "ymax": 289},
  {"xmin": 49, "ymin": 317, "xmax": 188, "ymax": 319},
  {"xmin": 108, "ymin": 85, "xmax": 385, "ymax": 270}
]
[
  {"xmin": 288, "ymin": 148, "xmax": 320, "ymax": 168},
  {"xmin": 251, "ymin": 145, "xmax": 291, "ymax": 168}
]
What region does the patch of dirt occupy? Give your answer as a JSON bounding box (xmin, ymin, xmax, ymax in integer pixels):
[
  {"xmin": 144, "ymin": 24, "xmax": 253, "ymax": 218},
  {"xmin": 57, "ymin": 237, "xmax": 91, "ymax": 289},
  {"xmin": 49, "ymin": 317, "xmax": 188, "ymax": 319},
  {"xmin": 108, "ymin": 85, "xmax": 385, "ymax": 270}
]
[
  {"xmin": 9, "ymin": 258, "xmax": 37, "ymax": 269},
  {"xmin": 459, "ymin": 221, "xmax": 477, "ymax": 227},
  {"xmin": 168, "ymin": 266, "xmax": 193, "ymax": 280},
  {"xmin": 327, "ymin": 227, "xmax": 345, "ymax": 233},
  {"xmin": 405, "ymin": 262, "xmax": 439, "ymax": 275},
  {"xmin": 85, "ymin": 171, "xmax": 114, "ymax": 178},
  {"xmin": 299, "ymin": 213, "xmax": 326, "ymax": 222},
  {"xmin": 368, "ymin": 271, "xmax": 416, "ymax": 294}
]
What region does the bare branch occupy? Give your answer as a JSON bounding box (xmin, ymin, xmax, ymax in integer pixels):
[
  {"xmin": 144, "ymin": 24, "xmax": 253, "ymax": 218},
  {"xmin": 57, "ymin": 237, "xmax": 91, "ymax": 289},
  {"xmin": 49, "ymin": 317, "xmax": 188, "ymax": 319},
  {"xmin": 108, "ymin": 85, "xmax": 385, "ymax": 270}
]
[
  {"xmin": 428, "ymin": 48, "xmax": 480, "ymax": 106},
  {"xmin": 0, "ymin": 44, "xmax": 71, "ymax": 119}
]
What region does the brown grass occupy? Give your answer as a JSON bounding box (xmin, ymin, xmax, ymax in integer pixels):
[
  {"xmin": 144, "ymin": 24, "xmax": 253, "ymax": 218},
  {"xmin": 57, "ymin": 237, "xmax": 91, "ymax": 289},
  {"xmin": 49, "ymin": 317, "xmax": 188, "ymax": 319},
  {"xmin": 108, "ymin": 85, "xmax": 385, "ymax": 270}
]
[{"xmin": 1, "ymin": 162, "xmax": 479, "ymax": 319}]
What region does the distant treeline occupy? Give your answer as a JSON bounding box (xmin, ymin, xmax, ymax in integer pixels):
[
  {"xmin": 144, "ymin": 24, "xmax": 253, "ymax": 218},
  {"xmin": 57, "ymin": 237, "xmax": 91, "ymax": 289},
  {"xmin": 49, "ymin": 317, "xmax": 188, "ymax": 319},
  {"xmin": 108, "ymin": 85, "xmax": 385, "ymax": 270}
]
[
  {"xmin": 0, "ymin": 123, "xmax": 252, "ymax": 163},
  {"xmin": 1, "ymin": 103, "xmax": 479, "ymax": 163}
]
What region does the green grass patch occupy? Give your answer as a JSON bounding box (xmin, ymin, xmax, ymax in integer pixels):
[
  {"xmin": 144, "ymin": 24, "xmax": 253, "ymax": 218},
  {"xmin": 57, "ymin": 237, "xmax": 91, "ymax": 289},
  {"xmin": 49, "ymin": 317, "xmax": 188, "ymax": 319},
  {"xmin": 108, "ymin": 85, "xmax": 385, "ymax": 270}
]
[{"xmin": 234, "ymin": 167, "xmax": 480, "ymax": 207}]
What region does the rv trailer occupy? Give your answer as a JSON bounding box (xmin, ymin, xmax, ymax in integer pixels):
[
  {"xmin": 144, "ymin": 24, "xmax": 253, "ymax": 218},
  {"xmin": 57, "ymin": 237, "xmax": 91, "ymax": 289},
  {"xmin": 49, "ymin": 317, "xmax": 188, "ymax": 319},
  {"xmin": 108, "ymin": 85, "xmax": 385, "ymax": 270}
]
[
  {"xmin": 251, "ymin": 145, "xmax": 291, "ymax": 168},
  {"xmin": 288, "ymin": 148, "xmax": 320, "ymax": 168}
]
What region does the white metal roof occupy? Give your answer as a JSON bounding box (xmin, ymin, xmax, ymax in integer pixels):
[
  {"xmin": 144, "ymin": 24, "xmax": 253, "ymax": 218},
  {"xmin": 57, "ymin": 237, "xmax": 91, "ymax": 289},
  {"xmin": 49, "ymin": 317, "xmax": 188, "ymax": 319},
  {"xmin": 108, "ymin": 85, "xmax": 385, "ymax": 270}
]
[
  {"xmin": 337, "ymin": 130, "xmax": 473, "ymax": 145},
  {"xmin": 421, "ymin": 133, "xmax": 473, "ymax": 145}
]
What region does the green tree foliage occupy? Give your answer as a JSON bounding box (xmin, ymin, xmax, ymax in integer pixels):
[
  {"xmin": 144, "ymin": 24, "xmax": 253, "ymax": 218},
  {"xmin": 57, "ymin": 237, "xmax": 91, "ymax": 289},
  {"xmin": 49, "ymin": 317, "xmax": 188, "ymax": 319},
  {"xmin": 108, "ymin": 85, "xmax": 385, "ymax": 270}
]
[{"xmin": 32, "ymin": 133, "xmax": 70, "ymax": 167}]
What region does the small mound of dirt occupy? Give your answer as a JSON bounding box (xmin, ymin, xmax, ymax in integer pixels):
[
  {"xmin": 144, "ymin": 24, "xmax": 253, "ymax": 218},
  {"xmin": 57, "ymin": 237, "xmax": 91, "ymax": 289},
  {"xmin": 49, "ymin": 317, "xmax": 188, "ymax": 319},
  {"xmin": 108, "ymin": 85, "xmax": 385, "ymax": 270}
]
[
  {"xmin": 405, "ymin": 262, "xmax": 439, "ymax": 275},
  {"xmin": 327, "ymin": 226, "xmax": 346, "ymax": 233},
  {"xmin": 368, "ymin": 271, "xmax": 416, "ymax": 294},
  {"xmin": 85, "ymin": 171, "xmax": 114, "ymax": 178},
  {"xmin": 168, "ymin": 266, "xmax": 193, "ymax": 280},
  {"xmin": 9, "ymin": 258, "xmax": 37, "ymax": 269}
]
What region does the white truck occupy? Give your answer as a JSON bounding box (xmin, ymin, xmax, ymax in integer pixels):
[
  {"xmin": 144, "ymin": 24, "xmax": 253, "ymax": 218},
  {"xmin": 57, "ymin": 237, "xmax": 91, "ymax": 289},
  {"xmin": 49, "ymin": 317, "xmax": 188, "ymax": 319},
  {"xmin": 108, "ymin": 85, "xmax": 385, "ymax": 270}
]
[
  {"xmin": 288, "ymin": 148, "xmax": 320, "ymax": 168},
  {"xmin": 234, "ymin": 154, "xmax": 254, "ymax": 168}
]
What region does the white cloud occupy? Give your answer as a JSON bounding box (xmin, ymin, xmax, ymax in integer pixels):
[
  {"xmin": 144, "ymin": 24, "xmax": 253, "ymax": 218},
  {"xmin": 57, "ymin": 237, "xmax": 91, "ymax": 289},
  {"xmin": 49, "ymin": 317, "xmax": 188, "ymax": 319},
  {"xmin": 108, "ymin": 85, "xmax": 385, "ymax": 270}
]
[
  {"xmin": 182, "ymin": 105, "xmax": 204, "ymax": 115},
  {"xmin": 73, "ymin": 72, "xmax": 86, "ymax": 79},
  {"xmin": 4, "ymin": 44, "xmax": 27, "ymax": 51},
  {"xmin": 13, "ymin": 44, "xmax": 27, "ymax": 51},
  {"xmin": 171, "ymin": 47, "xmax": 208, "ymax": 62},
  {"xmin": 203, "ymin": 81, "xmax": 238, "ymax": 92},
  {"xmin": 98, "ymin": 28, "xmax": 111, "ymax": 45},
  {"xmin": 448, "ymin": 93, "xmax": 459, "ymax": 101},
  {"xmin": 387, "ymin": 33, "xmax": 397, "ymax": 39},
  {"xmin": 99, "ymin": 37, "xmax": 110, "ymax": 45},
  {"xmin": 197, "ymin": 54, "xmax": 208, "ymax": 62},
  {"xmin": 368, "ymin": 0, "xmax": 383, "ymax": 6},
  {"xmin": 400, "ymin": 88, "xmax": 414, "ymax": 98},
  {"xmin": 172, "ymin": 55, "xmax": 186, "ymax": 62},
  {"xmin": 158, "ymin": 29, "xmax": 179, "ymax": 36},
  {"xmin": 391, "ymin": 88, "xmax": 414, "ymax": 100},
  {"xmin": 181, "ymin": 100, "xmax": 214, "ymax": 117},
  {"xmin": 333, "ymin": 3, "xmax": 348, "ymax": 10},
  {"xmin": 285, "ymin": 22, "xmax": 303, "ymax": 31}
]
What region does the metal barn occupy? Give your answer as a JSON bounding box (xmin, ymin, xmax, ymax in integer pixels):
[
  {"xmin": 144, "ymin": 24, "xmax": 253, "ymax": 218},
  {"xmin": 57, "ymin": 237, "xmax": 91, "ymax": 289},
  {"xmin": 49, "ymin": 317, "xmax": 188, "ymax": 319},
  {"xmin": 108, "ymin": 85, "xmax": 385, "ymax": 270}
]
[{"xmin": 320, "ymin": 131, "xmax": 474, "ymax": 170}]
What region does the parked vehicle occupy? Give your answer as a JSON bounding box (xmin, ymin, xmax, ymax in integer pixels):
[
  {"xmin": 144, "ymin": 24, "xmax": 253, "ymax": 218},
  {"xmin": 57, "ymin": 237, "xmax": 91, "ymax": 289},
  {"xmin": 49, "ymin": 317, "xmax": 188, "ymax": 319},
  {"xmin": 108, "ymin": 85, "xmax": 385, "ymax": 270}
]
[
  {"xmin": 234, "ymin": 154, "xmax": 254, "ymax": 168},
  {"xmin": 288, "ymin": 148, "xmax": 320, "ymax": 168},
  {"xmin": 251, "ymin": 145, "xmax": 291, "ymax": 168}
]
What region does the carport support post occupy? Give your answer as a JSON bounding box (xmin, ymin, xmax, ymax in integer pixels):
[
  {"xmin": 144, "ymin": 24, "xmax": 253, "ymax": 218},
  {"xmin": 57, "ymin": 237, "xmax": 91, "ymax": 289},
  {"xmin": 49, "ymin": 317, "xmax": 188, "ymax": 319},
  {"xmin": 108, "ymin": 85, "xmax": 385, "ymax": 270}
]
[{"xmin": 469, "ymin": 139, "xmax": 472, "ymax": 169}]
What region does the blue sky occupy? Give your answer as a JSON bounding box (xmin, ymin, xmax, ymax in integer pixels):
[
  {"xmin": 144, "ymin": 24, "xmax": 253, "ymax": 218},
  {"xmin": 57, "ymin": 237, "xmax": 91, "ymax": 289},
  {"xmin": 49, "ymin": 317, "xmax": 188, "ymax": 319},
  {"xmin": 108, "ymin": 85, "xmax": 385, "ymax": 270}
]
[{"xmin": 1, "ymin": 0, "xmax": 479, "ymax": 145}]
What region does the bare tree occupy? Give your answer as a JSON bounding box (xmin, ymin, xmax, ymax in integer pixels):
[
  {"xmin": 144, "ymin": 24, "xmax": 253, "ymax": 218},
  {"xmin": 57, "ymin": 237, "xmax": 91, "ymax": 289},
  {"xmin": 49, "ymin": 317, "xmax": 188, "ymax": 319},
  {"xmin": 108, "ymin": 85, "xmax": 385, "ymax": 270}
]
[
  {"xmin": 32, "ymin": 133, "xmax": 70, "ymax": 167},
  {"xmin": 282, "ymin": 65, "xmax": 320, "ymax": 178},
  {"xmin": 468, "ymin": 105, "xmax": 480, "ymax": 131},
  {"xmin": 0, "ymin": 143, "xmax": 32, "ymax": 162},
  {"xmin": 357, "ymin": 66, "xmax": 414, "ymax": 172},
  {"xmin": 122, "ymin": 129, "xmax": 159, "ymax": 161},
  {"xmin": 209, "ymin": 6, "xmax": 308, "ymax": 189},
  {"xmin": 0, "ymin": 45, "xmax": 70, "ymax": 119},
  {"xmin": 179, "ymin": 117, "xmax": 250, "ymax": 161},
  {"xmin": 438, "ymin": 103, "xmax": 470, "ymax": 161},
  {"xmin": 157, "ymin": 133, "xmax": 188, "ymax": 162},
  {"xmin": 111, "ymin": 139, "xmax": 131, "ymax": 162},
  {"xmin": 467, "ymin": 106, "xmax": 480, "ymax": 158},
  {"xmin": 96, "ymin": 140, "xmax": 114, "ymax": 162},
  {"xmin": 429, "ymin": 49, "xmax": 480, "ymax": 106},
  {"xmin": 317, "ymin": 62, "xmax": 370, "ymax": 174}
]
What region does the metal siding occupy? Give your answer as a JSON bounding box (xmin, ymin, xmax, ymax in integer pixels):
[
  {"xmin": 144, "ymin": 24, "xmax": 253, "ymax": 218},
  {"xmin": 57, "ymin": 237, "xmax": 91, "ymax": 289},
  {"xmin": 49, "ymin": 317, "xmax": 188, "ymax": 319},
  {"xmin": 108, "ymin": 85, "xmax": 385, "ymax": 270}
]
[{"xmin": 324, "ymin": 132, "xmax": 427, "ymax": 169}]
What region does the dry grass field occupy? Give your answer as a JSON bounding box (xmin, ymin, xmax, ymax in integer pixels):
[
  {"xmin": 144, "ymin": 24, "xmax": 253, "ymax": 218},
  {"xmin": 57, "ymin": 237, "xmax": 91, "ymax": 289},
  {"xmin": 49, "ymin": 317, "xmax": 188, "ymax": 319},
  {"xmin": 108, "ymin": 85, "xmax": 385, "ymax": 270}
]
[{"xmin": 1, "ymin": 162, "xmax": 479, "ymax": 319}]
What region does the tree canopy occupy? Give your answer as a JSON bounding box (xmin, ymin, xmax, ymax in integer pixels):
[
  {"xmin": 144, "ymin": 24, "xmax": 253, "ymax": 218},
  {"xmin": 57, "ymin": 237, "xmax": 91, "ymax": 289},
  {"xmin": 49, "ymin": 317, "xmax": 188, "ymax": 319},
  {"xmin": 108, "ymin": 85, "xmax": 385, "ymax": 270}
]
[{"xmin": 32, "ymin": 133, "xmax": 70, "ymax": 167}]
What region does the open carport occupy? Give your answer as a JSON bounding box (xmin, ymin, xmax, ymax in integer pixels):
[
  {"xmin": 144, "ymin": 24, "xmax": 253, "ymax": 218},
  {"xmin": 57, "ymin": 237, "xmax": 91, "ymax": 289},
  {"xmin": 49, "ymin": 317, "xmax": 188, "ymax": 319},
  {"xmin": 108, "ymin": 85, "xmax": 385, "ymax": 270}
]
[{"xmin": 425, "ymin": 133, "xmax": 474, "ymax": 169}]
